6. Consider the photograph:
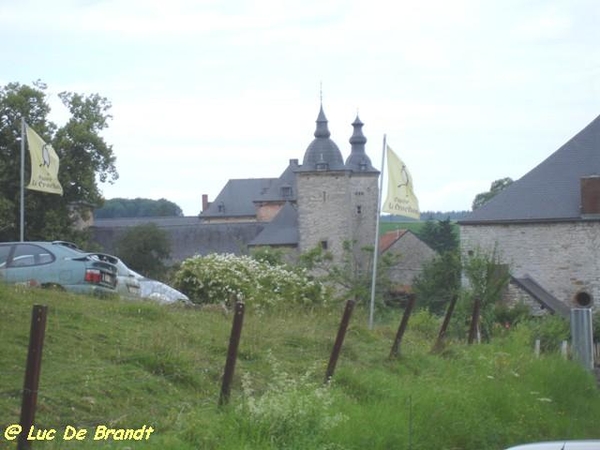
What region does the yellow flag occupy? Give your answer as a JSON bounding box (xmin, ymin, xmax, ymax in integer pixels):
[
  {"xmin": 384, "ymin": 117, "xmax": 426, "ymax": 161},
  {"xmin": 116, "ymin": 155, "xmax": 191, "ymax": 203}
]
[
  {"xmin": 25, "ymin": 123, "xmax": 63, "ymax": 195},
  {"xmin": 382, "ymin": 145, "xmax": 419, "ymax": 219}
]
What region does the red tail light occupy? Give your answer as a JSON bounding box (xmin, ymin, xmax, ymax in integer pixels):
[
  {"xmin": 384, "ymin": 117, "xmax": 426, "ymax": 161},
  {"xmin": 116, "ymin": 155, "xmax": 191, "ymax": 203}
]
[{"xmin": 85, "ymin": 269, "xmax": 102, "ymax": 284}]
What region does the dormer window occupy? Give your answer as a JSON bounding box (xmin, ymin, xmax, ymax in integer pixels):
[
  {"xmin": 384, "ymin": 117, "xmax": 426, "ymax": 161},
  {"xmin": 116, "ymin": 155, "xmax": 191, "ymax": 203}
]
[
  {"xmin": 281, "ymin": 185, "xmax": 292, "ymax": 198},
  {"xmin": 217, "ymin": 202, "xmax": 225, "ymax": 213},
  {"xmin": 316, "ymin": 162, "xmax": 328, "ymax": 171}
]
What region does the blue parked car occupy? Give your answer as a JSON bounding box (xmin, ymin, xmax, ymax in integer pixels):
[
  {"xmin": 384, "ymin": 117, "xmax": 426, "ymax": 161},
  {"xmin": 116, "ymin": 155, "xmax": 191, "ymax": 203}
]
[{"xmin": 0, "ymin": 241, "xmax": 118, "ymax": 296}]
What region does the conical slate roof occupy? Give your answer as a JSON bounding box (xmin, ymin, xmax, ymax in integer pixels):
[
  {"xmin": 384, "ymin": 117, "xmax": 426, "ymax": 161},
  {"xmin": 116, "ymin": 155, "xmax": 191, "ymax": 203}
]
[
  {"xmin": 345, "ymin": 115, "xmax": 378, "ymax": 173},
  {"xmin": 297, "ymin": 105, "xmax": 345, "ymax": 171},
  {"xmin": 461, "ymin": 113, "xmax": 600, "ymax": 223}
]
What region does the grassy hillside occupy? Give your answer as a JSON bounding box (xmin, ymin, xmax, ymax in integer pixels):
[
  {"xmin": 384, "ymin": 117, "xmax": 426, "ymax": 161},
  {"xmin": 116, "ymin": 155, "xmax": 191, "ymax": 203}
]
[{"xmin": 1, "ymin": 284, "xmax": 599, "ymax": 449}]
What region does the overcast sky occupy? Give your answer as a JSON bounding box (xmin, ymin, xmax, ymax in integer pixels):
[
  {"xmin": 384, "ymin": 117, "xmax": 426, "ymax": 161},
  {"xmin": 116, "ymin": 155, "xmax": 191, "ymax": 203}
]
[{"xmin": 1, "ymin": 0, "xmax": 599, "ymax": 216}]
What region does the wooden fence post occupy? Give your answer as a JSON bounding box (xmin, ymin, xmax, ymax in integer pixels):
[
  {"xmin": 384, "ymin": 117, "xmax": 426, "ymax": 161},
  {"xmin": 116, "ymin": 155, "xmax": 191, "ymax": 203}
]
[
  {"xmin": 467, "ymin": 297, "xmax": 480, "ymax": 345},
  {"xmin": 219, "ymin": 302, "xmax": 245, "ymax": 406},
  {"xmin": 432, "ymin": 295, "xmax": 458, "ymax": 353},
  {"xmin": 325, "ymin": 299, "xmax": 355, "ymax": 384},
  {"xmin": 18, "ymin": 304, "xmax": 48, "ymax": 450},
  {"xmin": 390, "ymin": 294, "xmax": 417, "ymax": 358}
]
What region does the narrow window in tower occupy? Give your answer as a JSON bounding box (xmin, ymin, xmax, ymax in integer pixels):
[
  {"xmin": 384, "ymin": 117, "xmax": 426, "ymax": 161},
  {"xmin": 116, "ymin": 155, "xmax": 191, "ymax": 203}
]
[
  {"xmin": 322, "ymin": 191, "xmax": 326, "ymax": 202},
  {"xmin": 320, "ymin": 240, "xmax": 328, "ymax": 250},
  {"xmin": 357, "ymin": 205, "xmax": 362, "ymax": 214}
]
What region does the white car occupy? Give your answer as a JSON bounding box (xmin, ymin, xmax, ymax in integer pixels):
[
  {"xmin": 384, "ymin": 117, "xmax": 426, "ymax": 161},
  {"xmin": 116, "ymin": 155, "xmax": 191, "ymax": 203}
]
[
  {"xmin": 505, "ymin": 441, "xmax": 600, "ymax": 450},
  {"xmin": 130, "ymin": 271, "xmax": 190, "ymax": 305}
]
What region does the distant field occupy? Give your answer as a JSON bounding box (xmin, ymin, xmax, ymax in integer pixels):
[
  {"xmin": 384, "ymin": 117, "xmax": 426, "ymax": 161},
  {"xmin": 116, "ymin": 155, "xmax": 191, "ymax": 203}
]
[{"xmin": 379, "ymin": 220, "xmax": 424, "ymax": 235}]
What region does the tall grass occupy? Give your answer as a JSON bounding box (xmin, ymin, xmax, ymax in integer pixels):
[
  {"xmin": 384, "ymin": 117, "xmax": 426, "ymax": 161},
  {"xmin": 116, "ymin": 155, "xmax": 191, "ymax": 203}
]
[{"xmin": 1, "ymin": 284, "xmax": 598, "ymax": 449}]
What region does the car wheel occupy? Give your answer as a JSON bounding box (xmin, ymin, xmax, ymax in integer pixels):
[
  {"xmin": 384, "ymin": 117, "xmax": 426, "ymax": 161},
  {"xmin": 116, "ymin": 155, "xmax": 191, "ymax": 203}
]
[{"xmin": 41, "ymin": 283, "xmax": 65, "ymax": 291}]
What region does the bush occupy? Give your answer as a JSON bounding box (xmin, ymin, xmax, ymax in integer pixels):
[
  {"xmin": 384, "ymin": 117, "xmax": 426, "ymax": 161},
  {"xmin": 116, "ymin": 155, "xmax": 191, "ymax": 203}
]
[
  {"xmin": 231, "ymin": 352, "xmax": 346, "ymax": 448},
  {"xmin": 173, "ymin": 253, "xmax": 327, "ymax": 310},
  {"xmin": 527, "ymin": 314, "xmax": 570, "ymax": 353}
]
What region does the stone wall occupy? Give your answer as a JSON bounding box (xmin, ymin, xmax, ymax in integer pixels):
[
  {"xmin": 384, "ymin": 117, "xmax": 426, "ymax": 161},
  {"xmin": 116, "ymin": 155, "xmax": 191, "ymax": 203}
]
[
  {"xmin": 460, "ymin": 221, "xmax": 600, "ymax": 309},
  {"xmin": 92, "ymin": 220, "xmax": 264, "ymax": 264},
  {"xmin": 296, "ymin": 170, "xmax": 378, "ymax": 270},
  {"xmin": 385, "ymin": 232, "xmax": 437, "ymax": 286},
  {"xmin": 296, "ymin": 171, "xmax": 351, "ymax": 261},
  {"xmin": 347, "ymin": 173, "xmax": 380, "ymax": 256}
]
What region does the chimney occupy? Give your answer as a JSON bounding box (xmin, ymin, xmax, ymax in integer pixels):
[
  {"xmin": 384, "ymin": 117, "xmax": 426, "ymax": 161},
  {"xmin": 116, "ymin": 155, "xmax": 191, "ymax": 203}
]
[
  {"xmin": 580, "ymin": 176, "xmax": 600, "ymax": 216},
  {"xmin": 202, "ymin": 194, "xmax": 210, "ymax": 212}
]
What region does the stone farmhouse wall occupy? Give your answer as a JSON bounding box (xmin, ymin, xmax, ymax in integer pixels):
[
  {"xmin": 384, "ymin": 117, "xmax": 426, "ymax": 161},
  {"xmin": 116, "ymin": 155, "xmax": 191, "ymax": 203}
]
[
  {"xmin": 460, "ymin": 221, "xmax": 600, "ymax": 309},
  {"xmin": 385, "ymin": 232, "xmax": 437, "ymax": 287}
]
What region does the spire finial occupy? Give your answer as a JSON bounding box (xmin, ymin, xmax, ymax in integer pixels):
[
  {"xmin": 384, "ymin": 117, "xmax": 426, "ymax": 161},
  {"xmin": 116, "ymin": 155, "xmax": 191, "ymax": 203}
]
[{"xmin": 320, "ymin": 81, "xmax": 323, "ymax": 105}]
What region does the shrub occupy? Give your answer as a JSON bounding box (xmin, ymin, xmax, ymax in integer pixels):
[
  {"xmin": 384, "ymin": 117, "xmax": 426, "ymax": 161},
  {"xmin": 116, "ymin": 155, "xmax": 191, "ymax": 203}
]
[
  {"xmin": 527, "ymin": 314, "xmax": 570, "ymax": 353},
  {"xmin": 233, "ymin": 352, "xmax": 347, "ymax": 448},
  {"xmin": 173, "ymin": 253, "xmax": 327, "ymax": 310}
]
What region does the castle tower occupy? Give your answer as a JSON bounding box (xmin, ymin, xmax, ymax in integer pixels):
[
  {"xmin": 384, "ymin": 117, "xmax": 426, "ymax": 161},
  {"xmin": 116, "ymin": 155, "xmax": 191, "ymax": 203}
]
[
  {"xmin": 296, "ymin": 105, "xmax": 379, "ymax": 269},
  {"xmin": 344, "ymin": 115, "xmax": 380, "ymax": 261}
]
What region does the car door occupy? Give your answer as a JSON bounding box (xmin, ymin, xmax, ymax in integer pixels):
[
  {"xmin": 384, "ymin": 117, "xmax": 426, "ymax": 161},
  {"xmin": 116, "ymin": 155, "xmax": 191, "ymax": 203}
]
[
  {"xmin": 1, "ymin": 243, "xmax": 57, "ymax": 286},
  {"xmin": 0, "ymin": 244, "xmax": 13, "ymax": 282}
]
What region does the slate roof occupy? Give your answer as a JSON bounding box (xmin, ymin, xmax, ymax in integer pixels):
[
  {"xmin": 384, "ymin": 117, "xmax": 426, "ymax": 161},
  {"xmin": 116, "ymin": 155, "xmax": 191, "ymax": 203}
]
[
  {"xmin": 461, "ymin": 113, "xmax": 600, "ymax": 224},
  {"xmin": 258, "ymin": 159, "xmax": 299, "ymax": 202},
  {"xmin": 91, "ymin": 218, "xmax": 264, "ymax": 262},
  {"xmin": 200, "ymin": 178, "xmax": 277, "ymax": 219},
  {"xmin": 511, "ymin": 275, "xmax": 570, "ymax": 317},
  {"xmin": 93, "ymin": 217, "xmax": 201, "ymax": 228},
  {"xmin": 297, "ymin": 105, "xmax": 346, "ymax": 172},
  {"xmin": 345, "ymin": 115, "xmax": 379, "ymax": 173},
  {"xmin": 248, "ymin": 202, "xmax": 299, "ymax": 246}
]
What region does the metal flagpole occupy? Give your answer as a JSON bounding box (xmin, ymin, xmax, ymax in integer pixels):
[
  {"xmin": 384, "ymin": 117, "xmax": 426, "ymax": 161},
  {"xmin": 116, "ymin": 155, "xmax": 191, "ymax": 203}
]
[
  {"xmin": 20, "ymin": 117, "xmax": 25, "ymax": 242},
  {"xmin": 369, "ymin": 134, "xmax": 387, "ymax": 329}
]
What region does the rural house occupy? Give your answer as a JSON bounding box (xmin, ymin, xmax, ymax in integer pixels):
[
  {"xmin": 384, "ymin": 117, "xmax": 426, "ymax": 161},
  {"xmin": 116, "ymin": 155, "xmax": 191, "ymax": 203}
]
[{"xmin": 459, "ymin": 114, "xmax": 600, "ymax": 316}]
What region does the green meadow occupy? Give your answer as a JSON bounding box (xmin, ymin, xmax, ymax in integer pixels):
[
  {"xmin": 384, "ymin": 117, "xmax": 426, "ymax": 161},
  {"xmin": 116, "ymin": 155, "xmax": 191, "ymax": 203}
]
[{"xmin": 1, "ymin": 284, "xmax": 599, "ymax": 449}]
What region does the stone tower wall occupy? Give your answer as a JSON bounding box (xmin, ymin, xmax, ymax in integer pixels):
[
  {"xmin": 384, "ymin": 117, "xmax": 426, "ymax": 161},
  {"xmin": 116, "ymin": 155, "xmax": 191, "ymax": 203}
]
[
  {"xmin": 296, "ymin": 171, "xmax": 351, "ymax": 261},
  {"xmin": 347, "ymin": 173, "xmax": 379, "ymax": 254},
  {"xmin": 296, "ymin": 170, "xmax": 379, "ymax": 270}
]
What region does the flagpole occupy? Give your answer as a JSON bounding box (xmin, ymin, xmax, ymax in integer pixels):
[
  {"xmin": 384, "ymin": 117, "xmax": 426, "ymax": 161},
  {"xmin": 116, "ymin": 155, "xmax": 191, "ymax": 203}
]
[
  {"xmin": 369, "ymin": 134, "xmax": 386, "ymax": 329},
  {"xmin": 20, "ymin": 118, "xmax": 25, "ymax": 242}
]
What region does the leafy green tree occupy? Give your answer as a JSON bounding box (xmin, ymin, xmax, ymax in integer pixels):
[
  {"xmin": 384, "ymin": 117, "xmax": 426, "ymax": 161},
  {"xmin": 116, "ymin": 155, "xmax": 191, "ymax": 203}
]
[
  {"xmin": 472, "ymin": 177, "xmax": 513, "ymax": 210},
  {"xmin": 114, "ymin": 223, "xmax": 171, "ymax": 279},
  {"xmin": 462, "ymin": 246, "xmax": 510, "ymax": 340},
  {"xmin": 298, "ymin": 240, "xmax": 397, "ymax": 308},
  {"xmin": 0, "ymin": 81, "xmax": 117, "ymax": 243},
  {"xmin": 417, "ymin": 217, "xmax": 458, "ymax": 254},
  {"xmin": 250, "ymin": 246, "xmax": 286, "ymax": 266},
  {"xmin": 413, "ymin": 250, "xmax": 461, "ymax": 314},
  {"xmin": 95, "ymin": 198, "xmax": 183, "ymax": 218}
]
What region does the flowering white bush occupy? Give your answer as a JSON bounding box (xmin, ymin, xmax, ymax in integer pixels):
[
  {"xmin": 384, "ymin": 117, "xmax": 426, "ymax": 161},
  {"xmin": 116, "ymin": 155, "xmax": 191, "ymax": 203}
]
[
  {"xmin": 236, "ymin": 351, "xmax": 347, "ymax": 446},
  {"xmin": 173, "ymin": 253, "xmax": 327, "ymax": 308}
]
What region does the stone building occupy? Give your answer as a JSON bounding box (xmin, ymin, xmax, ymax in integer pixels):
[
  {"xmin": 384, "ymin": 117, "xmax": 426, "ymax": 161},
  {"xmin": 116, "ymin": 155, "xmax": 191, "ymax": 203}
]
[
  {"xmin": 459, "ymin": 114, "xmax": 600, "ymax": 316},
  {"xmin": 379, "ymin": 229, "xmax": 437, "ymax": 290}
]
